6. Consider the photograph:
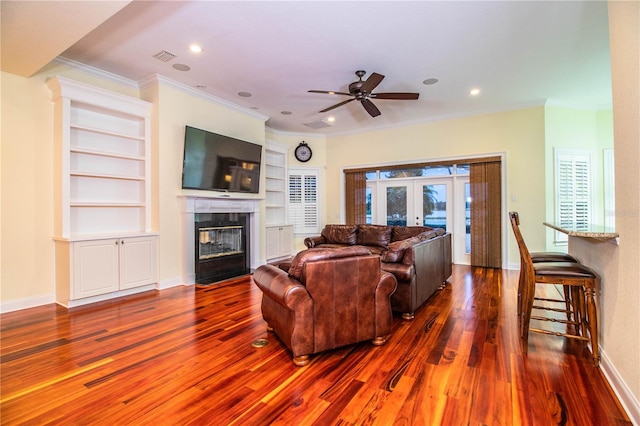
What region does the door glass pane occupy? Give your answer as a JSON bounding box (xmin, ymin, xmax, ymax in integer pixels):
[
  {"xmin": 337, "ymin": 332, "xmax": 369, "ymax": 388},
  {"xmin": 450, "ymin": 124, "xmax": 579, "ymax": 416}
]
[
  {"xmin": 386, "ymin": 186, "xmax": 407, "ymax": 225},
  {"xmin": 422, "ymin": 184, "xmax": 447, "ymax": 231},
  {"xmin": 465, "ymin": 183, "xmax": 471, "ymax": 253}
]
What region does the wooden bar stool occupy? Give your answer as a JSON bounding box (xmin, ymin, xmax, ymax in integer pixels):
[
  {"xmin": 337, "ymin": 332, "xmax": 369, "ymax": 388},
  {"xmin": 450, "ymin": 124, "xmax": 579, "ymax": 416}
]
[
  {"xmin": 509, "ymin": 212, "xmax": 599, "ymax": 366},
  {"xmin": 509, "ymin": 212, "xmax": 579, "ymax": 334}
]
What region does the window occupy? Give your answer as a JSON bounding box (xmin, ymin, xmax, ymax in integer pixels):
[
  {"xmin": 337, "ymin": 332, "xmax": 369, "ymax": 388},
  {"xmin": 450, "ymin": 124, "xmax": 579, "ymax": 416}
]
[
  {"xmin": 555, "ymin": 149, "xmax": 592, "ymax": 242},
  {"xmin": 288, "ymin": 168, "xmax": 320, "ymax": 234}
]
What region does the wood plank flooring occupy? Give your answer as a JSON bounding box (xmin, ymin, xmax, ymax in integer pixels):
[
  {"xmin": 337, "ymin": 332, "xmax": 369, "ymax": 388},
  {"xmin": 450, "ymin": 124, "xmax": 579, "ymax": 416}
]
[{"xmin": 0, "ymin": 265, "xmax": 631, "ymax": 425}]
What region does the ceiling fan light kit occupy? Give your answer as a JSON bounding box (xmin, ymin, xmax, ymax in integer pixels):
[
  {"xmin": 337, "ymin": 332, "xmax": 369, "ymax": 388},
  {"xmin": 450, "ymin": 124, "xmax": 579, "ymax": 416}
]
[{"xmin": 308, "ymin": 70, "xmax": 420, "ymax": 118}]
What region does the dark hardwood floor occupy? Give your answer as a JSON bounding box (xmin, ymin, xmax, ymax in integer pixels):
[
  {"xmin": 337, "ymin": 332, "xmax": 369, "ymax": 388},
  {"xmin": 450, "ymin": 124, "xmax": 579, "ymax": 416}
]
[{"xmin": 0, "ymin": 265, "xmax": 631, "ymax": 425}]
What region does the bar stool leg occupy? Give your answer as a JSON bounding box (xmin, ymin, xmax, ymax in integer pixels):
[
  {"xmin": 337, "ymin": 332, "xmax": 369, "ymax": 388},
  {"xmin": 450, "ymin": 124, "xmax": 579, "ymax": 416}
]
[
  {"xmin": 584, "ymin": 283, "xmax": 600, "ymax": 366},
  {"xmin": 521, "ymin": 279, "xmax": 535, "ymax": 354}
]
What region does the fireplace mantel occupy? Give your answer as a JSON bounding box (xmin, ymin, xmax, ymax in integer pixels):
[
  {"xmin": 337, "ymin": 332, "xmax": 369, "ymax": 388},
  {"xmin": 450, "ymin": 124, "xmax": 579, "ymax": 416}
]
[
  {"xmin": 179, "ymin": 195, "xmax": 261, "ymax": 214},
  {"xmin": 179, "ymin": 195, "xmax": 261, "ymax": 284}
]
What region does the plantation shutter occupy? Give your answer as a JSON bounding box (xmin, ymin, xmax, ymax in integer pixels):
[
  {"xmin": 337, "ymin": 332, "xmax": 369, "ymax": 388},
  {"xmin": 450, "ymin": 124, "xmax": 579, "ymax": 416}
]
[
  {"xmin": 555, "ymin": 149, "xmax": 592, "ymax": 242},
  {"xmin": 288, "ymin": 168, "xmax": 320, "ymax": 234}
]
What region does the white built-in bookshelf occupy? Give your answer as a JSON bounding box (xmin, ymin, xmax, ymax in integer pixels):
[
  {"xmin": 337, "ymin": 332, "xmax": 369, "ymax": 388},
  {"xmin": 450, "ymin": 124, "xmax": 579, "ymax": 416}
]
[{"xmin": 47, "ymin": 77, "xmax": 157, "ymax": 307}]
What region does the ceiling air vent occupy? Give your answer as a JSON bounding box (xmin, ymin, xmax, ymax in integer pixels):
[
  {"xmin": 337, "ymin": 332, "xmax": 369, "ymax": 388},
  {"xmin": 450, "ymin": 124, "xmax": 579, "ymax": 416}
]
[
  {"xmin": 153, "ymin": 50, "xmax": 176, "ymax": 62},
  {"xmin": 304, "ymin": 120, "xmax": 332, "ymax": 129}
]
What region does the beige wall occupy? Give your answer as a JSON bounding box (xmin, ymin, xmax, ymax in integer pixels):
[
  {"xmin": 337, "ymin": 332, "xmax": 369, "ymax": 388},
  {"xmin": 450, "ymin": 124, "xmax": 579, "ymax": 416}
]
[
  {"xmin": 313, "ymin": 107, "xmax": 547, "ymax": 267},
  {"xmin": 141, "ymin": 79, "xmax": 267, "ymax": 286},
  {"xmin": 543, "ymin": 106, "xmax": 614, "ymax": 250},
  {"xmin": 1, "ymin": 4, "xmax": 638, "ymax": 415},
  {"xmin": 605, "ymin": 0, "xmax": 640, "ymax": 416},
  {"xmin": 1, "ymin": 64, "xmax": 141, "ymax": 307},
  {"xmin": 1, "ymin": 72, "xmax": 55, "ymax": 303}
]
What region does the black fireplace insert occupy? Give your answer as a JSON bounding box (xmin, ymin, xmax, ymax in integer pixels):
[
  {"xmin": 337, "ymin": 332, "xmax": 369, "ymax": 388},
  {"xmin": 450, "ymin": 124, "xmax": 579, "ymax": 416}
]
[{"xmin": 194, "ymin": 213, "xmax": 250, "ymax": 284}]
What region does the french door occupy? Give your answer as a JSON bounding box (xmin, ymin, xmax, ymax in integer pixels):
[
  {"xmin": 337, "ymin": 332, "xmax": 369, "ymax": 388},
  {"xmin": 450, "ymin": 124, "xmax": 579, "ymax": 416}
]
[{"xmin": 378, "ymin": 178, "xmax": 469, "ymax": 264}]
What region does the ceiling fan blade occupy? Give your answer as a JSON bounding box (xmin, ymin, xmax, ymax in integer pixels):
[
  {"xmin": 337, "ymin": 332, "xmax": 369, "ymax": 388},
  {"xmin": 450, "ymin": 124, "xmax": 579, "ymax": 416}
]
[
  {"xmin": 361, "ymin": 99, "xmax": 381, "ymax": 117},
  {"xmin": 308, "ymin": 90, "xmax": 352, "ymax": 96},
  {"xmin": 360, "ymin": 72, "xmax": 385, "ymax": 94},
  {"xmin": 371, "ymin": 92, "xmax": 420, "ymax": 100},
  {"xmin": 319, "ymin": 98, "xmax": 355, "ymax": 113}
]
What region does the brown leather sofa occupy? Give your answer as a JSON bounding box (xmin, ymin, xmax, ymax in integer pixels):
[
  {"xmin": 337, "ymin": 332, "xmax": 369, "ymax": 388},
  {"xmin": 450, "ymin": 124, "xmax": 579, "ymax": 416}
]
[
  {"xmin": 304, "ymin": 224, "xmax": 452, "ymax": 319},
  {"xmin": 253, "ymin": 246, "xmax": 397, "ymax": 366}
]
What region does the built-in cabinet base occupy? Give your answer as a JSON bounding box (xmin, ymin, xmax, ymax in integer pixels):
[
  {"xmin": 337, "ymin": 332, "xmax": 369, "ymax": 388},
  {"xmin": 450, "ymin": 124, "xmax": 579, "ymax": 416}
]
[{"xmin": 55, "ymin": 234, "xmax": 158, "ymax": 308}]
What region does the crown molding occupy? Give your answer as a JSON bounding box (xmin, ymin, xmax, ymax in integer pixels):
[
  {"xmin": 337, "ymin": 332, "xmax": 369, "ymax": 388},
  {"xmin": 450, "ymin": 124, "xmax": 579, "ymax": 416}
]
[
  {"xmin": 53, "ymin": 57, "xmax": 269, "ymax": 122},
  {"xmin": 52, "ymin": 56, "xmax": 139, "ymax": 89},
  {"xmin": 138, "ymin": 74, "xmax": 269, "ymax": 122}
]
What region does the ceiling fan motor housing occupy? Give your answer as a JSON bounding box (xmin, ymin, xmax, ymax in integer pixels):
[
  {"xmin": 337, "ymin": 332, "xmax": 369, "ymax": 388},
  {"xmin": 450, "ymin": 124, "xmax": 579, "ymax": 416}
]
[{"xmin": 349, "ymin": 81, "xmax": 366, "ymax": 98}]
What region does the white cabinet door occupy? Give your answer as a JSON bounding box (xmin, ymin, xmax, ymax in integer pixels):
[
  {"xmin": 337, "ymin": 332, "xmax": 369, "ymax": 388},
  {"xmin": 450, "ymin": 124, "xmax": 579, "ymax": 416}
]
[
  {"xmin": 278, "ymin": 225, "xmax": 294, "ymax": 257},
  {"xmin": 73, "ymin": 239, "xmax": 119, "ymax": 299},
  {"xmin": 265, "ymin": 225, "xmax": 293, "ymax": 260},
  {"xmin": 265, "ymin": 226, "xmax": 281, "ymax": 260},
  {"xmin": 119, "ymin": 236, "xmax": 158, "ymax": 290}
]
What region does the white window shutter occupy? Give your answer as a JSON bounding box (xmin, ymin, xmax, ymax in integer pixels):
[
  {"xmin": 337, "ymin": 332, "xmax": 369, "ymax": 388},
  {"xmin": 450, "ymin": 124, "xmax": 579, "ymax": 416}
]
[
  {"xmin": 555, "ymin": 149, "xmax": 592, "ymax": 242},
  {"xmin": 288, "ymin": 169, "xmax": 320, "ymax": 234}
]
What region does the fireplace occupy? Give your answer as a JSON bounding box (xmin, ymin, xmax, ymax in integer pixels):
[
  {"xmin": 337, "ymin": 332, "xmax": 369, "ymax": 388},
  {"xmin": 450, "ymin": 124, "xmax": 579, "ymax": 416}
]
[
  {"xmin": 180, "ymin": 197, "xmax": 260, "ymax": 286},
  {"xmin": 195, "ymin": 213, "xmax": 250, "ymax": 283}
]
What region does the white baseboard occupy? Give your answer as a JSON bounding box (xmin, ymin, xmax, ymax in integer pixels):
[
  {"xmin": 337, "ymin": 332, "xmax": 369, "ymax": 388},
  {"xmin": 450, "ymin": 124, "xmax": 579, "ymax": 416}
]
[
  {"xmin": 600, "ymin": 347, "xmax": 640, "ymax": 425},
  {"xmin": 0, "ymin": 293, "xmax": 56, "ymax": 313},
  {"xmin": 157, "ymin": 277, "xmax": 190, "ymax": 290}
]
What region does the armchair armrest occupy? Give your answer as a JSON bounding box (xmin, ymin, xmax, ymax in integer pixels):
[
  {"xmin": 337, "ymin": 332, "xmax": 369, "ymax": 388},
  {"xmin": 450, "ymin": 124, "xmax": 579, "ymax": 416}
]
[{"xmin": 253, "ymin": 265, "xmax": 313, "ymax": 310}]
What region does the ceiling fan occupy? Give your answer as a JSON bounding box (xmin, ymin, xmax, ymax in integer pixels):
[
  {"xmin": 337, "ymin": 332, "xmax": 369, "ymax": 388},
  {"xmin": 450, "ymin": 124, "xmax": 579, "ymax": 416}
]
[{"xmin": 308, "ymin": 70, "xmax": 420, "ymax": 117}]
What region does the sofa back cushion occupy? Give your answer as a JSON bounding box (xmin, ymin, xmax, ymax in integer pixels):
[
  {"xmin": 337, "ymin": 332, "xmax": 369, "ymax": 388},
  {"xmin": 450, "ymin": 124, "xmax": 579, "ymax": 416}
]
[
  {"xmin": 381, "ymin": 236, "xmax": 422, "ymax": 263},
  {"xmin": 391, "ymin": 226, "xmax": 445, "ymax": 242},
  {"xmin": 357, "ymin": 224, "xmax": 393, "ymax": 248},
  {"xmin": 288, "ymin": 246, "xmax": 371, "ymax": 279},
  {"xmin": 321, "ymin": 225, "xmax": 358, "ymax": 245}
]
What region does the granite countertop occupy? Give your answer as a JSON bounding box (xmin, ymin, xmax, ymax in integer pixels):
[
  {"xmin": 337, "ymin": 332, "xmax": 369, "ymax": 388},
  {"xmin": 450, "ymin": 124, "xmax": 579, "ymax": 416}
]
[{"xmin": 543, "ymin": 222, "xmax": 619, "ymax": 239}]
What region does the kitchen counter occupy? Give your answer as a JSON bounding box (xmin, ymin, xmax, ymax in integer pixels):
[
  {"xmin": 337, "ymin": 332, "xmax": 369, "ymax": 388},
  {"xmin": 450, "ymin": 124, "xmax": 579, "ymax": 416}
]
[{"xmin": 543, "ymin": 222, "xmax": 619, "ymax": 240}]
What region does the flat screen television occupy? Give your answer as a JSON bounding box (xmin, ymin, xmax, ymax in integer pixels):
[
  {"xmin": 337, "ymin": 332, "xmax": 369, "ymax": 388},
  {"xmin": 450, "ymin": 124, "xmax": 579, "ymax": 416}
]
[{"xmin": 181, "ymin": 125, "xmax": 262, "ymax": 193}]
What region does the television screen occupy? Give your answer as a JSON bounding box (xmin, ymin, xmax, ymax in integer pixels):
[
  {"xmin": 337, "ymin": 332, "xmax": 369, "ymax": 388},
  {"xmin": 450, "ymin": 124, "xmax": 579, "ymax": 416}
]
[{"xmin": 181, "ymin": 126, "xmax": 262, "ymax": 193}]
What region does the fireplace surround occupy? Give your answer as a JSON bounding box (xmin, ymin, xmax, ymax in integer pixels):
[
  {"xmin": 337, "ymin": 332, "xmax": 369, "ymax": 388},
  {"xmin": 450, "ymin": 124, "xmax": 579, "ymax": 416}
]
[{"xmin": 180, "ymin": 196, "xmax": 260, "ymax": 285}]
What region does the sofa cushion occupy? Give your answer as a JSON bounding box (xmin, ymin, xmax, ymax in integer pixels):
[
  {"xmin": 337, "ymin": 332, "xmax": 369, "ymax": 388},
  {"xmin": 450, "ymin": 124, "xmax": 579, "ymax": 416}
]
[
  {"xmin": 287, "ymin": 246, "xmax": 371, "ymax": 279},
  {"xmin": 381, "ymin": 236, "xmax": 422, "ymax": 262},
  {"xmin": 391, "ymin": 226, "xmax": 434, "ymax": 242},
  {"xmin": 321, "ymin": 225, "xmax": 358, "ymax": 245},
  {"xmin": 357, "ymin": 224, "xmax": 393, "ymax": 248}
]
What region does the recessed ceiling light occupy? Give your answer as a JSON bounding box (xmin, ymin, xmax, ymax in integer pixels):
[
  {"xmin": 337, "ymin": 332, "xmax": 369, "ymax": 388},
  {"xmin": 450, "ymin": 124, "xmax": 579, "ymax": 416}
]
[
  {"xmin": 238, "ymin": 91, "xmax": 252, "ymax": 97},
  {"xmin": 423, "ymin": 78, "xmax": 438, "ymax": 85},
  {"xmin": 190, "ymin": 44, "xmax": 203, "ymax": 53},
  {"xmin": 326, "ymin": 116, "xmax": 335, "ymax": 122},
  {"xmin": 470, "ymin": 88, "xmax": 480, "ymax": 96},
  {"xmin": 281, "ymin": 111, "xmax": 292, "ymax": 115},
  {"xmin": 172, "ymin": 63, "xmax": 190, "ymax": 72}
]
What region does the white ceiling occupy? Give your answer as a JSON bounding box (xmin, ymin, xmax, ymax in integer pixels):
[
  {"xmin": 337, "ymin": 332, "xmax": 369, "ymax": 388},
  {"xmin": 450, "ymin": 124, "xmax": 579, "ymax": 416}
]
[{"xmin": 2, "ymin": 1, "xmax": 612, "ymax": 135}]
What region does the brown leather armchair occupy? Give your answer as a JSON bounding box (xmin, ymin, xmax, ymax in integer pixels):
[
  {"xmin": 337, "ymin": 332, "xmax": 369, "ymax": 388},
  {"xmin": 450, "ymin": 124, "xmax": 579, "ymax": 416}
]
[{"xmin": 253, "ymin": 246, "xmax": 398, "ymax": 366}]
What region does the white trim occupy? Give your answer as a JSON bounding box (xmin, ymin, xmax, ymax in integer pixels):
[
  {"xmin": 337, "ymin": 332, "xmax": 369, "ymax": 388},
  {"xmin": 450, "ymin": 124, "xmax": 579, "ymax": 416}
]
[
  {"xmin": 138, "ymin": 74, "xmax": 269, "ymax": 122},
  {"xmin": 0, "ymin": 293, "xmax": 56, "ymax": 314},
  {"xmin": 53, "ymin": 57, "xmax": 139, "ymax": 89},
  {"xmin": 600, "ymin": 347, "xmax": 640, "ymax": 426},
  {"xmin": 54, "ymin": 57, "xmax": 269, "ymax": 123}
]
